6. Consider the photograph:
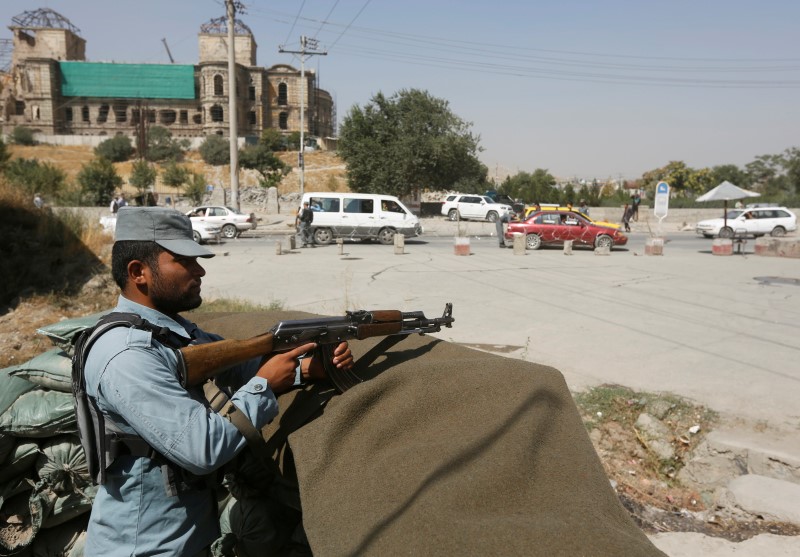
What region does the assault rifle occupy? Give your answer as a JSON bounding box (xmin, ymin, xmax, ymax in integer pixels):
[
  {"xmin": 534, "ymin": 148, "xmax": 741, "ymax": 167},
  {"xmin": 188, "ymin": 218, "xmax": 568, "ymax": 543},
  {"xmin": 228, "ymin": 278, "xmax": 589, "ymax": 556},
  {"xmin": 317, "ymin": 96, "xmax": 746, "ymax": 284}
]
[{"xmin": 178, "ymin": 304, "xmax": 454, "ymax": 393}]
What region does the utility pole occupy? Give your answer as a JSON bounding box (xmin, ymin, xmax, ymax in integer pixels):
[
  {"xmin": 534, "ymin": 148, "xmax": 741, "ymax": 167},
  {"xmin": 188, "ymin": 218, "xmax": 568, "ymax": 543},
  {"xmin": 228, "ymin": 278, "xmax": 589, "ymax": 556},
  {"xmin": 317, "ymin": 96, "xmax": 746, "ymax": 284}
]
[
  {"xmin": 226, "ymin": 0, "xmax": 240, "ymax": 210},
  {"xmin": 278, "ymin": 36, "xmax": 326, "ymax": 199}
]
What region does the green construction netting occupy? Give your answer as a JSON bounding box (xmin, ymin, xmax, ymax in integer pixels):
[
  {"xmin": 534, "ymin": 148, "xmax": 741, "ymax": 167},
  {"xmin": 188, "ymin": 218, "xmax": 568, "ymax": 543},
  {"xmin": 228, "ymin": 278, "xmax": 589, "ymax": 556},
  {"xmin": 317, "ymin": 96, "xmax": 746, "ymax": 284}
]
[{"xmin": 59, "ymin": 61, "xmax": 196, "ymax": 99}]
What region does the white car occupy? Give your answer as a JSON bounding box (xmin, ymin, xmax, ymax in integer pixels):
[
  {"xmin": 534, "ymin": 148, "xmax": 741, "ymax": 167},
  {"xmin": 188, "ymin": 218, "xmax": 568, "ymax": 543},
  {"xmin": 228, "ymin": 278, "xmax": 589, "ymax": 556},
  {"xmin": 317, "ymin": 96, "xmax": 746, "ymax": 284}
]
[
  {"xmin": 192, "ymin": 221, "xmax": 222, "ymax": 244},
  {"xmin": 441, "ymin": 194, "xmax": 512, "ymax": 223},
  {"xmin": 695, "ymin": 207, "xmax": 797, "ymax": 238},
  {"xmin": 186, "ymin": 206, "xmax": 257, "ymax": 239}
]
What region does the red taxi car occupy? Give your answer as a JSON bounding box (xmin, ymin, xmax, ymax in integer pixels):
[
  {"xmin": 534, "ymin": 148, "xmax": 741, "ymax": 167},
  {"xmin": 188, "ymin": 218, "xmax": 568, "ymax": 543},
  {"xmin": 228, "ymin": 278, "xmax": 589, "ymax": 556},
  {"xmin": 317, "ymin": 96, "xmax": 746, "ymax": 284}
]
[{"xmin": 505, "ymin": 210, "xmax": 628, "ymax": 250}]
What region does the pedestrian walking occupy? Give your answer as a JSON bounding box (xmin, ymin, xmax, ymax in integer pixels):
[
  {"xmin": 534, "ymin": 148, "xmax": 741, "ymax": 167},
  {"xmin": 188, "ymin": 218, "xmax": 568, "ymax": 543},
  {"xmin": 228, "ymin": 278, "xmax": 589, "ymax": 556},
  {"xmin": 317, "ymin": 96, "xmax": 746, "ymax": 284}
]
[{"xmin": 622, "ymin": 203, "xmax": 632, "ymax": 232}]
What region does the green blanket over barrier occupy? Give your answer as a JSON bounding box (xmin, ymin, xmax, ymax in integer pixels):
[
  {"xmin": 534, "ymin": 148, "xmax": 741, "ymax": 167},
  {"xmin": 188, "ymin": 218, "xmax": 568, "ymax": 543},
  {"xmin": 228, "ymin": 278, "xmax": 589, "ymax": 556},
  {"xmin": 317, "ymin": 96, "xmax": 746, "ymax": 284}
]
[{"xmin": 193, "ymin": 310, "xmax": 665, "ymax": 556}]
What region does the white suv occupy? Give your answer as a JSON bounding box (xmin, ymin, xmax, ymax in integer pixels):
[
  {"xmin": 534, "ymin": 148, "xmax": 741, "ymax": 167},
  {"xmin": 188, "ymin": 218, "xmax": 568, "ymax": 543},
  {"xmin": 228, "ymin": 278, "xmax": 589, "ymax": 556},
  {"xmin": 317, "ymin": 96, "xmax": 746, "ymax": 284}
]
[
  {"xmin": 441, "ymin": 194, "xmax": 512, "ymax": 223},
  {"xmin": 695, "ymin": 206, "xmax": 797, "ymax": 238}
]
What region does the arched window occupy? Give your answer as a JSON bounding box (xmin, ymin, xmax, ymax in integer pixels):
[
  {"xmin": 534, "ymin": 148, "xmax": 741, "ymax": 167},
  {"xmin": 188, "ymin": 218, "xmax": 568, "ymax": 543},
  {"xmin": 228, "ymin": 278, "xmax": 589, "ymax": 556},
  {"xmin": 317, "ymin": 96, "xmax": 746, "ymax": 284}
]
[
  {"xmin": 278, "ymin": 83, "xmax": 288, "ymax": 106},
  {"xmin": 279, "ymin": 112, "xmax": 288, "ymax": 130},
  {"xmin": 210, "ymin": 104, "xmax": 224, "ymax": 122},
  {"xmin": 214, "ymin": 74, "xmax": 224, "ymax": 96}
]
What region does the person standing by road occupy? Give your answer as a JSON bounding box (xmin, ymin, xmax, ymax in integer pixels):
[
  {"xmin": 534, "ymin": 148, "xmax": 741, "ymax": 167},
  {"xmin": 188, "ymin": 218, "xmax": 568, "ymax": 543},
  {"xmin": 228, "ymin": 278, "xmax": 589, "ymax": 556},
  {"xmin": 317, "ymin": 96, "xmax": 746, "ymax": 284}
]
[
  {"xmin": 632, "ymin": 192, "xmax": 641, "ymax": 221},
  {"xmin": 578, "ymin": 200, "xmax": 589, "ymax": 216},
  {"xmin": 622, "ymin": 203, "xmax": 632, "ymax": 232},
  {"xmin": 296, "ymin": 201, "xmax": 315, "ymax": 248},
  {"xmin": 80, "ymin": 207, "xmax": 353, "ymax": 556}
]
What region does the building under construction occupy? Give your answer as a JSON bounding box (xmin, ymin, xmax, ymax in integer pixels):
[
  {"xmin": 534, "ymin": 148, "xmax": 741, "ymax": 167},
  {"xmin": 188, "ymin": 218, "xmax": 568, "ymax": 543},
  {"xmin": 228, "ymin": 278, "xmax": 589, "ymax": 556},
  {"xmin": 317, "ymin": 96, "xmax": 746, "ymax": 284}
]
[{"xmin": 0, "ymin": 8, "xmax": 335, "ymax": 145}]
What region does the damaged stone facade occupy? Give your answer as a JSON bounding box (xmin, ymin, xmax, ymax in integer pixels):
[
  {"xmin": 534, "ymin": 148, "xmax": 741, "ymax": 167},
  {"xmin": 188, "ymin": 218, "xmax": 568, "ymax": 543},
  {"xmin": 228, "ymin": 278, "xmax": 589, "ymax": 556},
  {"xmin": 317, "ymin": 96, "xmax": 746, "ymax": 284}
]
[{"xmin": 0, "ymin": 9, "xmax": 334, "ymax": 143}]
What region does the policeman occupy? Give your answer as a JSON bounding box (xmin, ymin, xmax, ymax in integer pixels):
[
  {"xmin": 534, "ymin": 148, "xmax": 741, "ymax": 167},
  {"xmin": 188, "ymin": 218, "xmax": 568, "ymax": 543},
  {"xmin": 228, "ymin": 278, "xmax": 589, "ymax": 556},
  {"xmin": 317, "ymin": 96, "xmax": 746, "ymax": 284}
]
[{"xmin": 81, "ymin": 207, "xmax": 352, "ymax": 556}]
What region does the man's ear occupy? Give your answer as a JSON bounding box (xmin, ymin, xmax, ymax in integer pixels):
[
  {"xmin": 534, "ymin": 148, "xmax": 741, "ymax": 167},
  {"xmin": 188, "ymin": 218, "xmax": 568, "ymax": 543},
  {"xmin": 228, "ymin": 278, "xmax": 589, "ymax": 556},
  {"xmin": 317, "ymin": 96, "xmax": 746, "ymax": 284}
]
[{"xmin": 128, "ymin": 260, "xmax": 148, "ymax": 285}]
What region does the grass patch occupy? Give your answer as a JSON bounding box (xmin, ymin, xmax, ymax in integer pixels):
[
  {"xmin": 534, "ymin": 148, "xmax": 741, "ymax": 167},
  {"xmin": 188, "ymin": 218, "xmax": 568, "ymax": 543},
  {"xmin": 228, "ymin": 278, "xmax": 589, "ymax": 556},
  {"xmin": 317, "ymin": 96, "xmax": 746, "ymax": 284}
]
[
  {"xmin": 192, "ymin": 297, "xmax": 286, "ymax": 313},
  {"xmin": 574, "ymin": 383, "xmax": 718, "ymax": 481}
]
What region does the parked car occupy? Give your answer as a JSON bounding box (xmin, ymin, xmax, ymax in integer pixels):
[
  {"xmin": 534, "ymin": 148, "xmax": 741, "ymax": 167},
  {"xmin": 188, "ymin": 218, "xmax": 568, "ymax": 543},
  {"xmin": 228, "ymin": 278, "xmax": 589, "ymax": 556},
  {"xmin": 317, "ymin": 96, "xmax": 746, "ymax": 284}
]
[
  {"xmin": 299, "ymin": 192, "xmax": 422, "ymax": 245},
  {"xmin": 192, "ymin": 221, "xmax": 222, "ymax": 244},
  {"xmin": 695, "ymin": 207, "xmax": 797, "ymax": 238},
  {"xmin": 522, "ymin": 205, "xmax": 620, "ymax": 229},
  {"xmin": 506, "ymin": 210, "xmax": 628, "ymax": 250},
  {"xmin": 441, "ymin": 194, "xmax": 512, "ymax": 222},
  {"xmin": 186, "ymin": 206, "xmax": 257, "ymax": 239}
]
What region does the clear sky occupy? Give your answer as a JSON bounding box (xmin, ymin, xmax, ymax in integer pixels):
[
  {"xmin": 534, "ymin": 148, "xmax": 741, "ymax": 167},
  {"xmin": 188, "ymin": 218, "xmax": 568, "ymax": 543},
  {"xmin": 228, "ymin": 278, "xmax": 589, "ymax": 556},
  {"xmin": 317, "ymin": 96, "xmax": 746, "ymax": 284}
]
[{"xmin": 3, "ymin": 1, "xmax": 799, "ymax": 181}]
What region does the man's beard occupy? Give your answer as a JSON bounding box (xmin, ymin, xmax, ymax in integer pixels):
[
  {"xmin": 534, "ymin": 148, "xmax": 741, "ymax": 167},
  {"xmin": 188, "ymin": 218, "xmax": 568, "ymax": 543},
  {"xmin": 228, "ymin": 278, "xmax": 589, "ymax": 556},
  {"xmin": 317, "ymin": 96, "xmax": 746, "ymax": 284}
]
[{"xmin": 149, "ymin": 267, "xmax": 202, "ymax": 315}]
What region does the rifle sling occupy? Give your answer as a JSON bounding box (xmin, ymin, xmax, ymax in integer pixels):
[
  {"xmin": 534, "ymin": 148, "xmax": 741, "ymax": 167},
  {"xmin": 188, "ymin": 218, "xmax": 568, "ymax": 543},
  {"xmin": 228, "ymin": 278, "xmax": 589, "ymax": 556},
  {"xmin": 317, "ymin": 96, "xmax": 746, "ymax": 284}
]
[{"xmin": 202, "ymin": 381, "xmax": 274, "ymax": 469}]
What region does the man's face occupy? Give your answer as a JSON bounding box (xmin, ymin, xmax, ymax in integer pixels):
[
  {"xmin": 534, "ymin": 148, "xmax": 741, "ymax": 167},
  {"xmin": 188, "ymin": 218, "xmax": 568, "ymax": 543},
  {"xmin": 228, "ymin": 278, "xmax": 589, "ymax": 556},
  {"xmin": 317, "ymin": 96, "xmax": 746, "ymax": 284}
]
[{"xmin": 148, "ymin": 251, "xmax": 206, "ymax": 315}]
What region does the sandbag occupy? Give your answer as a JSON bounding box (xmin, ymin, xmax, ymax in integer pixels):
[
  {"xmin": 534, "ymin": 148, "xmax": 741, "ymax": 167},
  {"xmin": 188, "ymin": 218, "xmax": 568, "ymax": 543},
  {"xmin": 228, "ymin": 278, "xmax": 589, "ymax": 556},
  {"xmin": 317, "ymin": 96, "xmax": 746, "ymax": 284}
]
[
  {"xmin": 0, "ymin": 366, "xmax": 37, "ymax": 415},
  {"xmin": 0, "ymin": 433, "xmax": 15, "ymax": 463},
  {"xmin": 35, "ymin": 435, "xmax": 89, "ymax": 493},
  {"xmin": 213, "ymin": 494, "xmax": 294, "ymax": 557},
  {"xmin": 192, "ymin": 310, "xmax": 666, "ymax": 557},
  {"xmin": 31, "ymin": 515, "xmax": 87, "ymax": 557},
  {"xmin": 0, "ymin": 390, "xmax": 76, "ymax": 438},
  {"xmin": 9, "ymin": 349, "xmax": 72, "ymax": 393},
  {"xmin": 0, "ymin": 490, "xmax": 35, "ymax": 552},
  {"xmin": 0, "ymin": 440, "xmax": 39, "ymax": 484},
  {"xmin": 35, "ymin": 311, "xmax": 108, "ymax": 354},
  {"xmin": 0, "ymin": 477, "xmax": 33, "ymax": 511},
  {"xmin": 29, "ymin": 479, "xmax": 97, "ymax": 531}
]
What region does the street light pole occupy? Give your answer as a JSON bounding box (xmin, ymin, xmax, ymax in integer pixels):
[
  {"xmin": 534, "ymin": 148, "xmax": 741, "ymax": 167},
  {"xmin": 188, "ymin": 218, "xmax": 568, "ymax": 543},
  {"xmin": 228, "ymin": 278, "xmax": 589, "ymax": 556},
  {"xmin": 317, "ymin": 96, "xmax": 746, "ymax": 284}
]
[
  {"xmin": 226, "ymin": 0, "xmax": 240, "ymax": 210},
  {"xmin": 278, "ymin": 36, "xmax": 326, "ymax": 200}
]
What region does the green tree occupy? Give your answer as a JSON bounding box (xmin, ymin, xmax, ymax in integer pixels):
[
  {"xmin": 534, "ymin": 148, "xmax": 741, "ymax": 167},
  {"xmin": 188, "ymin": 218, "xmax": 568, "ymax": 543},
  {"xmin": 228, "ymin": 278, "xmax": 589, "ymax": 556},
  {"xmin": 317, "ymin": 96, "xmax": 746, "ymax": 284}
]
[
  {"xmin": 745, "ymin": 154, "xmax": 787, "ymax": 196},
  {"xmin": 161, "ymin": 161, "xmax": 190, "ymax": 201},
  {"xmin": 11, "ymin": 126, "xmax": 36, "ymax": 145},
  {"xmin": 710, "ymin": 164, "xmax": 750, "ymax": 189},
  {"xmin": 780, "ymin": 147, "xmax": 800, "ymax": 195},
  {"xmin": 184, "ymin": 172, "xmax": 207, "ymax": 205},
  {"xmin": 4, "ymin": 158, "xmax": 66, "ymax": 197},
  {"xmin": 260, "ymin": 128, "xmax": 285, "ymax": 151},
  {"xmin": 0, "ymin": 138, "xmax": 10, "ymax": 173},
  {"xmin": 77, "ymin": 157, "xmax": 123, "ymax": 205},
  {"xmin": 239, "ymin": 143, "xmax": 291, "ymax": 190},
  {"xmin": 145, "ymin": 126, "xmax": 188, "ymax": 162},
  {"xmin": 129, "ymin": 159, "xmax": 158, "ymax": 204},
  {"xmin": 95, "ymin": 135, "xmax": 133, "ymax": 162},
  {"xmin": 286, "ymin": 131, "xmax": 301, "ymax": 151},
  {"xmin": 198, "ymin": 135, "xmax": 230, "ymax": 166},
  {"xmin": 338, "ymin": 89, "xmax": 486, "ymax": 197},
  {"xmin": 499, "ymin": 169, "xmax": 557, "ymax": 203}
]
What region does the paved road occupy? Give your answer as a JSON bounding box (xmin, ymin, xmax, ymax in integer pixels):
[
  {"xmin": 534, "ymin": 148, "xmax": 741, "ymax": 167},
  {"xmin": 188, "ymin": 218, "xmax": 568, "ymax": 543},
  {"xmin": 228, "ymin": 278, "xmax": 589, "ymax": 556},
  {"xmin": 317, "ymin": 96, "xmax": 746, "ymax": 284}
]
[{"xmin": 199, "ymin": 219, "xmax": 800, "ymax": 431}]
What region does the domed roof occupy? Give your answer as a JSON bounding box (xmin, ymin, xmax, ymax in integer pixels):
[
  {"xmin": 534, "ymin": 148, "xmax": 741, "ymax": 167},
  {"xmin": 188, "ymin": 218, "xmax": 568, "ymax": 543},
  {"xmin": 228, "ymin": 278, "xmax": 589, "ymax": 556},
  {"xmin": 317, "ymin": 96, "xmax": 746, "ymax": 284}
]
[
  {"xmin": 199, "ymin": 16, "xmax": 253, "ymax": 36},
  {"xmin": 11, "ymin": 8, "xmax": 81, "ymax": 35}
]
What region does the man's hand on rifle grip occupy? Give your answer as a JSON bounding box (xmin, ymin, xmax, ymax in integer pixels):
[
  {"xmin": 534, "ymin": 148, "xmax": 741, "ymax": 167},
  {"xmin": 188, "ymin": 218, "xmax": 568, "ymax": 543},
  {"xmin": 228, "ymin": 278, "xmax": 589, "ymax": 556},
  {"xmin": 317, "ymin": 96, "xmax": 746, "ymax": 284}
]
[
  {"xmin": 303, "ymin": 341, "xmax": 353, "ymax": 381},
  {"xmin": 256, "ymin": 342, "xmax": 317, "ymax": 394}
]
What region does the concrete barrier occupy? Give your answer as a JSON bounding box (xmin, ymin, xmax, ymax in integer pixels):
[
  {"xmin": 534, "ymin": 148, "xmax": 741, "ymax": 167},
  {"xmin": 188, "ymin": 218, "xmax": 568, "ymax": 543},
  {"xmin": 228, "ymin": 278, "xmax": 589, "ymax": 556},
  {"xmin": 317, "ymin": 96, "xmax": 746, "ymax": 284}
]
[
  {"xmin": 645, "ymin": 238, "xmax": 664, "ymax": 256},
  {"xmin": 454, "ymin": 236, "xmax": 470, "ymax": 256},
  {"xmin": 513, "ymin": 233, "xmax": 526, "ymax": 255},
  {"xmin": 563, "ymin": 240, "xmax": 573, "ymax": 255},
  {"xmin": 712, "ymin": 238, "xmax": 733, "ymax": 256},
  {"xmin": 394, "ymin": 233, "xmax": 405, "ymax": 255},
  {"xmin": 755, "ymin": 237, "xmax": 800, "ymax": 258}
]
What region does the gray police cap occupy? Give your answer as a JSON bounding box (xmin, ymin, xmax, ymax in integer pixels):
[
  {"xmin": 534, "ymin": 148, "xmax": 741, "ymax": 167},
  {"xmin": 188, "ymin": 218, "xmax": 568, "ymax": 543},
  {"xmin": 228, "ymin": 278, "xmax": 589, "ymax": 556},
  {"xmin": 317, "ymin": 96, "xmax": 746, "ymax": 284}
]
[{"xmin": 115, "ymin": 207, "xmax": 214, "ymax": 258}]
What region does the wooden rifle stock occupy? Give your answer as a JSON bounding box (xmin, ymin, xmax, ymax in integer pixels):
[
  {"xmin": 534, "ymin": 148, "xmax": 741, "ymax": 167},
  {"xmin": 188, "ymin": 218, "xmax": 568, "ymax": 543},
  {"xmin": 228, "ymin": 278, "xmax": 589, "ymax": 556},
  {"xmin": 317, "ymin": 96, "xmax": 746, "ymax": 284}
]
[{"xmin": 180, "ymin": 333, "xmax": 275, "ymax": 386}]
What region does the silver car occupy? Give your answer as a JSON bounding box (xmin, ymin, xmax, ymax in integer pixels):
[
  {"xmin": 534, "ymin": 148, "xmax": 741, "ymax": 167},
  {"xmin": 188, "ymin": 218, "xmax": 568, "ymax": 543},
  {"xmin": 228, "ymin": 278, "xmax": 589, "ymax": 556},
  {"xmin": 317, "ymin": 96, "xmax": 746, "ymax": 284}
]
[{"xmin": 186, "ymin": 206, "xmax": 258, "ymax": 239}]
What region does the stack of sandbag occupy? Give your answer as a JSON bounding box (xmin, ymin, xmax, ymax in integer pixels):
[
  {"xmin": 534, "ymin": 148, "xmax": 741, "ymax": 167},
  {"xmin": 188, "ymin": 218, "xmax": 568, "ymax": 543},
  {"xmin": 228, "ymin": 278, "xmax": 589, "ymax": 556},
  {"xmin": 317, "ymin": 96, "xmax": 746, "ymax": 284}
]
[{"xmin": 0, "ymin": 312, "xmax": 105, "ymax": 556}]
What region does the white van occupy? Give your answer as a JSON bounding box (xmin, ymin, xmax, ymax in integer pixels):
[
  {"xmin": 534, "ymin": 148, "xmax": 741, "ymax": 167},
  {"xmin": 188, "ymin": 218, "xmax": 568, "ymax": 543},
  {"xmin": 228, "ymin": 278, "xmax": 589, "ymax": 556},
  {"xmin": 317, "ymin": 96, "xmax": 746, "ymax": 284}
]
[{"xmin": 301, "ymin": 192, "xmax": 423, "ymax": 245}]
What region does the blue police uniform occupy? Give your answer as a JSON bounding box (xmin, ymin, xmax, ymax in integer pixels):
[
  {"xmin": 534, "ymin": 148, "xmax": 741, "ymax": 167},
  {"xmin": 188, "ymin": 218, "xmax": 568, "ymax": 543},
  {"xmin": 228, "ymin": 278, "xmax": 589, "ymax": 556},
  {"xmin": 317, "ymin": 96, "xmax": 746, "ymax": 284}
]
[{"xmin": 84, "ymin": 296, "xmax": 278, "ymax": 556}]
